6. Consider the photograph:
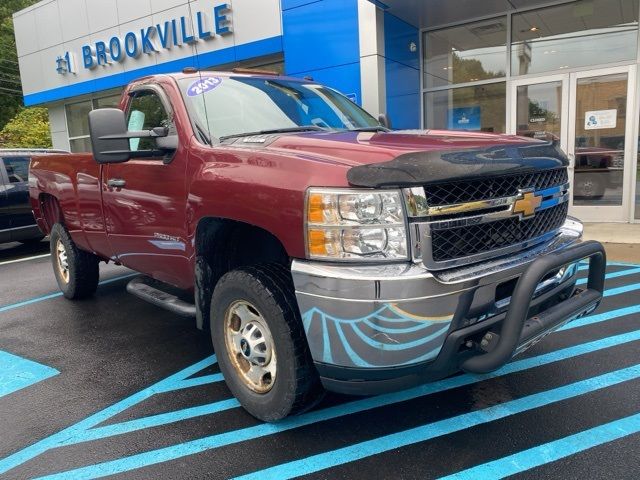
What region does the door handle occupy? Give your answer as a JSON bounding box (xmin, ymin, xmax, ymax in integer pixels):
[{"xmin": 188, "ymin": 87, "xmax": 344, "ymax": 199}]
[{"xmin": 107, "ymin": 178, "xmax": 126, "ymax": 189}]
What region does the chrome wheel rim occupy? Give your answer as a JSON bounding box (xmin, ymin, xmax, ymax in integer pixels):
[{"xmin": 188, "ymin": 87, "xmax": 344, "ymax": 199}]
[
  {"xmin": 224, "ymin": 300, "xmax": 276, "ymax": 394},
  {"xmin": 55, "ymin": 239, "xmax": 69, "ymax": 283}
]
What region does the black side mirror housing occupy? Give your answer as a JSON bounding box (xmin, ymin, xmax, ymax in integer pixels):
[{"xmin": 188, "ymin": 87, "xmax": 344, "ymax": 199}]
[
  {"xmin": 88, "ymin": 108, "xmax": 177, "ymax": 164},
  {"xmin": 89, "ymin": 109, "xmax": 131, "ymax": 164},
  {"xmin": 378, "ymin": 114, "xmax": 392, "ymax": 130}
]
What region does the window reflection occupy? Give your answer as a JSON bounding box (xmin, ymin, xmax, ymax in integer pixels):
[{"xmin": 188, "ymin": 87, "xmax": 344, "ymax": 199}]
[
  {"xmin": 423, "ymin": 18, "xmax": 507, "ymax": 89},
  {"xmin": 424, "ymin": 83, "xmax": 506, "ymax": 133},
  {"xmin": 512, "ymin": 0, "xmax": 639, "ymax": 76}
]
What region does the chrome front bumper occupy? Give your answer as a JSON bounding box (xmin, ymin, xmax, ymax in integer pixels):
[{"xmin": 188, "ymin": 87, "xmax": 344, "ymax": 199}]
[{"xmin": 291, "ymin": 218, "xmax": 585, "ymax": 372}]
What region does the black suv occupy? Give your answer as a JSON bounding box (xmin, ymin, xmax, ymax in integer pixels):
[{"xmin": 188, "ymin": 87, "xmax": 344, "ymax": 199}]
[{"xmin": 0, "ymin": 149, "xmax": 67, "ymax": 244}]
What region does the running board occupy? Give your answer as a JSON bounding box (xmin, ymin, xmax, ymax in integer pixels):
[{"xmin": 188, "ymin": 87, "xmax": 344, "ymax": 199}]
[{"xmin": 126, "ymin": 276, "xmax": 196, "ymax": 318}]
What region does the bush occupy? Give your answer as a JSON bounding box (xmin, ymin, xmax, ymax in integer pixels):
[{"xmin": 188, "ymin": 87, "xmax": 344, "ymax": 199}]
[{"xmin": 0, "ymin": 107, "xmax": 52, "ymax": 148}]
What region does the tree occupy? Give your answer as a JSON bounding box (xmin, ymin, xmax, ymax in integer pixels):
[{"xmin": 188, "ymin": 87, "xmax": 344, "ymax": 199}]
[
  {"xmin": 0, "ymin": 0, "xmax": 42, "ymax": 130},
  {"xmin": 0, "ymin": 107, "xmax": 52, "ymax": 148}
]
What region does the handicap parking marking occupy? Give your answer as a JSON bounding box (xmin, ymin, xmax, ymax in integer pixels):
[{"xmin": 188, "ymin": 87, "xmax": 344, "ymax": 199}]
[
  {"xmin": 438, "ymin": 412, "xmax": 640, "ymax": 479},
  {"xmin": 232, "ymin": 365, "xmax": 640, "ymax": 480},
  {"xmin": 17, "ymin": 315, "xmax": 640, "ymax": 479},
  {"xmin": 1, "ymin": 262, "xmax": 639, "ymax": 479},
  {"xmin": 0, "ymin": 355, "xmax": 223, "ymax": 476},
  {"xmin": 0, "ymin": 350, "xmax": 59, "ymax": 399}
]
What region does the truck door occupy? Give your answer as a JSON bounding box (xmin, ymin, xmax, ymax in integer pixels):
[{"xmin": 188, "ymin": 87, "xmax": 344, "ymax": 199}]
[
  {"xmin": 102, "ymin": 86, "xmax": 192, "ymax": 289},
  {"xmin": 0, "ymin": 155, "xmax": 33, "ymax": 229}
]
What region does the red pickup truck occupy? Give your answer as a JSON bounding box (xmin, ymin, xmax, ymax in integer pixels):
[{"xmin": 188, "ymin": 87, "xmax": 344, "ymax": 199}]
[{"xmin": 30, "ymin": 70, "xmax": 606, "ymax": 421}]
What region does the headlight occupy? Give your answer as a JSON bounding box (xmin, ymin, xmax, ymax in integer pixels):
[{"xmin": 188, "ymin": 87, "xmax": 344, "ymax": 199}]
[{"xmin": 305, "ymin": 188, "xmax": 409, "ymax": 261}]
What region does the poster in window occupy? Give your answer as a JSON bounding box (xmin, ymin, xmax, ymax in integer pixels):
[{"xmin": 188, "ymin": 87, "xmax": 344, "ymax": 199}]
[
  {"xmin": 448, "ymin": 106, "xmax": 481, "ymax": 131},
  {"xmin": 584, "ymin": 109, "xmax": 617, "ymax": 130}
]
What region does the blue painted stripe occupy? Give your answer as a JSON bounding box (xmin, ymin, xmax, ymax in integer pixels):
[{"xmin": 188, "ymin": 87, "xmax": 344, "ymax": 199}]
[
  {"xmin": 576, "ymin": 266, "xmax": 640, "ymax": 285},
  {"xmin": 0, "ymin": 355, "xmax": 217, "ymax": 475},
  {"xmin": 0, "ymin": 273, "xmax": 137, "ymax": 314},
  {"xmin": 25, "ymin": 327, "xmax": 640, "ymax": 480},
  {"xmin": 439, "ymin": 412, "xmax": 640, "ymax": 479},
  {"xmin": 232, "ymin": 365, "xmax": 640, "ymax": 480},
  {"xmin": 68, "ymin": 398, "xmax": 240, "ymax": 445},
  {"xmin": 158, "ymin": 373, "xmax": 225, "ymax": 393},
  {"xmin": 0, "ymin": 351, "xmax": 59, "ymax": 398},
  {"xmin": 24, "ymin": 36, "xmax": 283, "ymax": 106},
  {"xmin": 560, "ymin": 304, "xmax": 640, "ymax": 331}
]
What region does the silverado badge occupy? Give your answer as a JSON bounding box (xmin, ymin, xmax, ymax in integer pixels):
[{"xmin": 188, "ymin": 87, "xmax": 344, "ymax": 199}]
[{"xmin": 512, "ymin": 190, "xmax": 543, "ymax": 219}]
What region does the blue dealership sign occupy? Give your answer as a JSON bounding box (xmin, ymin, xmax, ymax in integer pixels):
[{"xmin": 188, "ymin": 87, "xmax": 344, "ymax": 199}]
[
  {"xmin": 448, "ymin": 106, "xmax": 481, "ymax": 131},
  {"xmin": 58, "ymin": 4, "xmax": 233, "ymax": 74}
]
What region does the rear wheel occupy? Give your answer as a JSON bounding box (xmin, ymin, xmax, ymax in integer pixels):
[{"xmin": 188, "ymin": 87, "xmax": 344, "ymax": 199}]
[
  {"xmin": 210, "ymin": 264, "xmax": 323, "ymax": 421},
  {"xmin": 50, "ymin": 223, "xmax": 99, "ymax": 299}
]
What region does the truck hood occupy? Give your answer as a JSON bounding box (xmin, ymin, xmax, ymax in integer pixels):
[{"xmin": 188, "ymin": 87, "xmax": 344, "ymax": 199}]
[{"xmin": 257, "ymin": 129, "xmax": 569, "ymax": 187}]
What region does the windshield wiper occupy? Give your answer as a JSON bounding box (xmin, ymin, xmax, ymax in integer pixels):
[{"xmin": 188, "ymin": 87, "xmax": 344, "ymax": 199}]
[
  {"xmin": 219, "ymin": 126, "xmax": 327, "ymax": 142},
  {"xmin": 347, "ymin": 126, "xmax": 390, "ymax": 133}
]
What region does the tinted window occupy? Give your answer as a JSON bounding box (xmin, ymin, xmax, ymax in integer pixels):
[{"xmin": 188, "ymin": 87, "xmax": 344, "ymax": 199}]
[
  {"xmin": 126, "ymin": 90, "xmax": 172, "ymax": 151},
  {"xmin": 3, "ymin": 157, "xmax": 29, "ymax": 183}
]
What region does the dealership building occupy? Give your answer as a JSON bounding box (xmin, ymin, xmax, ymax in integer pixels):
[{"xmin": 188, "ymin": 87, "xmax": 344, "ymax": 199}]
[{"xmin": 12, "ymin": 0, "xmax": 640, "ymax": 224}]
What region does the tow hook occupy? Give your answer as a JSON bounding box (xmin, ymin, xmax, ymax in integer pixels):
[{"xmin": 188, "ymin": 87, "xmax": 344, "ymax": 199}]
[{"xmin": 479, "ymin": 332, "xmax": 500, "ymax": 353}]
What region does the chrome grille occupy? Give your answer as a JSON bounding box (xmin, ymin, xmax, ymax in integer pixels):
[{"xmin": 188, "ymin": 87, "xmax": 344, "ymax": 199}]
[
  {"xmin": 430, "ymin": 202, "xmax": 569, "ymax": 262},
  {"xmin": 424, "ymin": 168, "xmax": 568, "ymax": 207},
  {"xmin": 408, "ymin": 167, "xmax": 571, "ymax": 269}
]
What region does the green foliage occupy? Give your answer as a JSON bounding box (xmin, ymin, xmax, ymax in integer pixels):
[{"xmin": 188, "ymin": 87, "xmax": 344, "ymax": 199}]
[
  {"xmin": 0, "ymin": 107, "xmax": 52, "ymax": 148},
  {"xmin": 0, "ymin": 0, "xmax": 43, "ymax": 130}
]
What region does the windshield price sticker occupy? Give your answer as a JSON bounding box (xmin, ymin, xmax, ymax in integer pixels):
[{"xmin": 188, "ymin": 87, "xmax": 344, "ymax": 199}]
[{"xmin": 187, "ymin": 77, "xmax": 223, "ymax": 97}]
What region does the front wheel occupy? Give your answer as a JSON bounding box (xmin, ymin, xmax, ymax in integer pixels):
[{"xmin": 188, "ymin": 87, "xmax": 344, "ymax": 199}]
[
  {"xmin": 50, "ymin": 223, "xmax": 99, "ymax": 299},
  {"xmin": 210, "ymin": 264, "xmax": 323, "ymax": 421}
]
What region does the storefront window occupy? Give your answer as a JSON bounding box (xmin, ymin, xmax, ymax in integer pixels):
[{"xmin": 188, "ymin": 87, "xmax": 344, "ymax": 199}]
[
  {"xmin": 423, "ymin": 18, "xmax": 507, "ymax": 89},
  {"xmin": 424, "ymin": 82, "xmax": 506, "ymax": 133},
  {"xmin": 94, "ymin": 94, "xmax": 121, "ymax": 109},
  {"xmin": 65, "ymin": 93, "xmax": 123, "ymax": 153},
  {"xmin": 512, "ymin": 0, "xmax": 639, "ymax": 76},
  {"xmin": 65, "ymin": 100, "xmax": 92, "ymax": 138}
]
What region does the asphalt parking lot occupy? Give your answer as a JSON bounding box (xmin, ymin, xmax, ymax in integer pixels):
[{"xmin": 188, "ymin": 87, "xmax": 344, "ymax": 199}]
[{"xmin": 1, "ymin": 240, "xmax": 639, "ymax": 479}]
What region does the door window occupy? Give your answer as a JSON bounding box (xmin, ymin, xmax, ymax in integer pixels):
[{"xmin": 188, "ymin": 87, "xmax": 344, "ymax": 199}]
[
  {"xmin": 515, "ymin": 81, "xmax": 563, "ymax": 145},
  {"xmin": 2, "ymin": 157, "xmax": 29, "ymax": 183},
  {"xmin": 572, "ymin": 73, "xmax": 628, "ymax": 206},
  {"xmin": 126, "ymin": 90, "xmax": 172, "ymax": 152}
]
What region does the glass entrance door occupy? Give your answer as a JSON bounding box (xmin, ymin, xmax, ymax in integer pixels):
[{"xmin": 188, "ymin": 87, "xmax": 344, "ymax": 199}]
[
  {"xmin": 568, "ymin": 66, "xmax": 636, "ymax": 223},
  {"xmin": 510, "ymin": 75, "xmax": 569, "ymax": 153},
  {"xmin": 510, "ymin": 65, "xmax": 637, "ymax": 223}
]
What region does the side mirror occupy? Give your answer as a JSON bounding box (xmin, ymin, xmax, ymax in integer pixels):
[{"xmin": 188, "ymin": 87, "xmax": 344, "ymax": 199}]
[
  {"xmin": 89, "ymin": 109, "xmax": 131, "ymax": 164},
  {"xmin": 88, "ymin": 108, "xmax": 177, "ymax": 164},
  {"xmin": 378, "ymin": 114, "xmax": 392, "ymax": 130}
]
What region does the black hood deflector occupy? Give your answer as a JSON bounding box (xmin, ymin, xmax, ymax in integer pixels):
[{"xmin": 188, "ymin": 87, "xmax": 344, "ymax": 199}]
[{"xmin": 347, "ymin": 141, "xmax": 569, "ymax": 188}]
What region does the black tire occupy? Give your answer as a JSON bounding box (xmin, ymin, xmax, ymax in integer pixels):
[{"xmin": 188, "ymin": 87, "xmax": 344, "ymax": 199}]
[
  {"xmin": 210, "ymin": 263, "xmax": 324, "ymax": 421},
  {"xmin": 49, "ymin": 223, "xmax": 100, "ymax": 300}
]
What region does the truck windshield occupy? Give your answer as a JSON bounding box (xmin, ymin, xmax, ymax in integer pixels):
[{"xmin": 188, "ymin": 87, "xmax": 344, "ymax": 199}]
[{"xmin": 178, "ymin": 76, "xmax": 381, "ymax": 142}]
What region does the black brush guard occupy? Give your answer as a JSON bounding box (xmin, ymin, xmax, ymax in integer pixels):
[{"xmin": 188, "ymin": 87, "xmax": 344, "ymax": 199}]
[{"xmin": 460, "ymin": 240, "xmax": 606, "ymax": 374}]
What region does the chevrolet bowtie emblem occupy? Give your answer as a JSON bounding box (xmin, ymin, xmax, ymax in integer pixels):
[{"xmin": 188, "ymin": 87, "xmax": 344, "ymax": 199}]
[{"xmin": 512, "ymin": 191, "xmax": 543, "ymax": 219}]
